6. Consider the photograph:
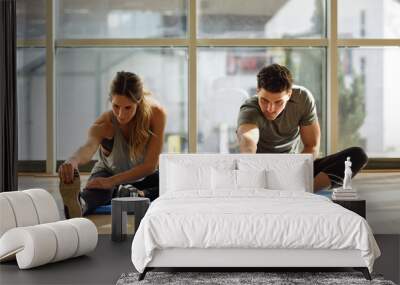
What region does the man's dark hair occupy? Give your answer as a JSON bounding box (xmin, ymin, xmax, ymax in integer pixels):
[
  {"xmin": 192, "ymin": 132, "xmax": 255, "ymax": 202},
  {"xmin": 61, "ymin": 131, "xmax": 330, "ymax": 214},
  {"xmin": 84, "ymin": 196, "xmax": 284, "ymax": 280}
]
[{"xmin": 257, "ymin": 64, "xmax": 293, "ymax": 93}]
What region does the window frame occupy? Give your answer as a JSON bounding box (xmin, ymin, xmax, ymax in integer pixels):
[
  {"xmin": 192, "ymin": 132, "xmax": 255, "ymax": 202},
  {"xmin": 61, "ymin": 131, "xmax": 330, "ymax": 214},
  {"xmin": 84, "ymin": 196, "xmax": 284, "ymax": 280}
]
[{"xmin": 17, "ymin": 0, "xmax": 400, "ymax": 172}]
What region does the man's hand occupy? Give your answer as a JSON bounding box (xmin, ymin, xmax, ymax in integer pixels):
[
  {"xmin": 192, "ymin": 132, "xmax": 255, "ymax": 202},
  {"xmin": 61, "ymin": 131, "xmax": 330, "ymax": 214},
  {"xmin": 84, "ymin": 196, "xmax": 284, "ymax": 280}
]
[
  {"xmin": 86, "ymin": 177, "xmax": 115, "ymax": 190},
  {"xmin": 237, "ymin": 124, "xmax": 259, "ymax": 153},
  {"xmin": 58, "ymin": 159, "xmax": 78, "ymax": 184}
]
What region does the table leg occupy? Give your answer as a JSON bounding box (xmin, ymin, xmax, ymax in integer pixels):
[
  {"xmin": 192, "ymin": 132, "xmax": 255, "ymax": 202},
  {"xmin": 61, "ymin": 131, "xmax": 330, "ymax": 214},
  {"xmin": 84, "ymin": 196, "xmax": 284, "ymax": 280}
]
[
  {"xmin": 111, "ymin": 201, "xmax": 122, "ymax": 242},
  {"xmin": 121, "ymin": 210, "xmax": 127, "ymax": 237}
]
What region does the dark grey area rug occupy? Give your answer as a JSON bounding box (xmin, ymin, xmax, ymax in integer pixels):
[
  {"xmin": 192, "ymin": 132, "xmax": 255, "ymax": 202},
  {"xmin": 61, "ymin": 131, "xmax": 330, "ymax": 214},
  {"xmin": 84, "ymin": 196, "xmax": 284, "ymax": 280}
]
[{"xmin": 116, "ymin": 272, "xmax": 396, "ymax": 285}]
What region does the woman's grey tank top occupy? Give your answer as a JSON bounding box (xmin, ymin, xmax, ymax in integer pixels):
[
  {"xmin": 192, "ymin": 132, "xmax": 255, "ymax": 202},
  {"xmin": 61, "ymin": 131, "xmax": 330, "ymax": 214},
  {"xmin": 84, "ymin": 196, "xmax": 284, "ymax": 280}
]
[{"xmin": 91, "ymin": 115, "xmax": 145, "ymax": 175}]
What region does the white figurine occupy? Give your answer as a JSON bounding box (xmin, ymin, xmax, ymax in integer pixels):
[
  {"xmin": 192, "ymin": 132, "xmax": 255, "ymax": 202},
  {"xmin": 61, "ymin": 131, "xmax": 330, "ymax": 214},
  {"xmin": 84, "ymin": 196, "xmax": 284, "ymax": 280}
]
[{"xmin": 342, "ymin": 157, "xmax": 353, "ymax": 190}]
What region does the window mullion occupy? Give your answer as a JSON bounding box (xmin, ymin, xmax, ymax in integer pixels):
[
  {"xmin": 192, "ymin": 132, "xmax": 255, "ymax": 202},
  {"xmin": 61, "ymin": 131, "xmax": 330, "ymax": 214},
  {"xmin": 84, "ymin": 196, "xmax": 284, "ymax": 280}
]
[
  {"xmin": 188, "ymin": 0, "xmax": 197, "ymax": 153},
  {"xmin": 46, "ymin": 0, "xmax": 56, "ymax": 174},
  {"xmin": 328, "ymin": 0, "xmax": 338, "ymax": 154}
]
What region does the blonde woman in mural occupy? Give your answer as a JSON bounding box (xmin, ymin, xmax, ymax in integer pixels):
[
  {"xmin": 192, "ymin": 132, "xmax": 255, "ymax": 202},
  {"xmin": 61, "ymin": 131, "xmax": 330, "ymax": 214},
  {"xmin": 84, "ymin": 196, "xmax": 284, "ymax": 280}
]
[{"xmin": 58, "ymin": 71, "xmax": 166, "ymax": 218}]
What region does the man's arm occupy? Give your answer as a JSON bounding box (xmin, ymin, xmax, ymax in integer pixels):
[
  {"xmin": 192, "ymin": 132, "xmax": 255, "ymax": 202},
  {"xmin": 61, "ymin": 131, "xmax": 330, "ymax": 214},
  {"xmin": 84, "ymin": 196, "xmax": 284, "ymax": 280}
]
[
  {"xmin": 237, "ymin": 124, "xmax": 260, "ymax": 153},
  {"xmin": 299, "ymin": 121, "xmax": 320, "ymax": 158}
]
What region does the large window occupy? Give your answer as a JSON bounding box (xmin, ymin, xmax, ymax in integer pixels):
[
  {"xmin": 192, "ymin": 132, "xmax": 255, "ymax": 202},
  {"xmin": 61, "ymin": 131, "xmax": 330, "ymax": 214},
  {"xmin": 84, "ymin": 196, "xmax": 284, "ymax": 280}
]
[
  {"xmin": 16, "ymin": 0, "xmax": 400, "ymax": 172},
  {"xmin": 338, "ymin": 0, "xmax": 400, "ymax": 158},
  {"xmin": 198, "ymin": 47, "xmax": 326, "ymax": 154},
  {"xmin": 56, "ymin": 48, "xmax": 188, "ymax": 158},
  {"xmin": 17, "ymin": 48, "xmax": 47, "ymax": 160},
  {"xmin": 57, "ymin": 0, "xmax": 187, "ymax": 39},
  {"xmin": 197, "ymin": 0, "xmax": 325, "ymax": 39},
  {"xmin": 338, "ymin": 0, "xmax": 400, "ymax": 39},
  {"xmin": 17, "ymin": 0, "xmax": 46, "ymax": 163},
  {"xmin": 17, "ymin": 0, "xmax": 46, "ymax": 40},
  {"xmin": 338, "ymin": 49, "xmax": 400, "ymax": 157}
]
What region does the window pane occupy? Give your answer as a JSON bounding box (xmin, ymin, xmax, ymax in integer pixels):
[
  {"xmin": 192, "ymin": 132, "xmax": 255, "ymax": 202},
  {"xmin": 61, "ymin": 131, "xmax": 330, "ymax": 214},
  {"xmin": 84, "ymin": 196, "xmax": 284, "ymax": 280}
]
[
  {"xmin": 17, "ymin": 0, "xmax": 46, "ymax": 40},
  {"xmin": 56, "ymin": 48, "xmax": 188, "ymax": 160},
  {"xmin": 17, "ymin": 48, "xmax": 46, "ymax": 160},
  {"xmin": 198, "ymin": 0, "xmax": 325, "ymax": 38},
  {"xmin": 338, "ymin": 48, "xmax": 400, "ymax": 157},
  {"xmin": 339, "ymin": 0, "xmax": 400, "ymax": 39},
  {"xmin": 198, "ymin": 47, "xmax": 326, "ymax": 154},
  {"xmin": 57, "ymin": 0, "xmax": 187, "ymax": 39}
]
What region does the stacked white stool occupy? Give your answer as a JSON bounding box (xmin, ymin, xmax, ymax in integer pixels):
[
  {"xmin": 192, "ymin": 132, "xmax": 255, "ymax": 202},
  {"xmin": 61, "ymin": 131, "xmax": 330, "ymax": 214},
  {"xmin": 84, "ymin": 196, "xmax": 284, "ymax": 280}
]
[{"xmin": 0, "ymin": 188, "xmax": 98, "ymax": 269}]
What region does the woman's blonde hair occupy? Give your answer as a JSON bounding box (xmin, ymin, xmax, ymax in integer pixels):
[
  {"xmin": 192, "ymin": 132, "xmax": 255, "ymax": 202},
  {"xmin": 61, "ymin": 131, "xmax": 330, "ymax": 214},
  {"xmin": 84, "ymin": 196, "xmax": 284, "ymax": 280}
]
[{"xmin": 109, "ymin": 71, "xmax": 152, "ymax": 161}]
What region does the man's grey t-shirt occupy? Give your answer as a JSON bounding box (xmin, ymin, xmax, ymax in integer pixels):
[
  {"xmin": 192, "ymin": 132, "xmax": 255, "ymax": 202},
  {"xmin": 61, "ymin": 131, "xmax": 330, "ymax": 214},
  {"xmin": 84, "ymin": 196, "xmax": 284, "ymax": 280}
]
[{"xmin": 237, "ymin": 85, "xmax": 318, "ymax": 153}]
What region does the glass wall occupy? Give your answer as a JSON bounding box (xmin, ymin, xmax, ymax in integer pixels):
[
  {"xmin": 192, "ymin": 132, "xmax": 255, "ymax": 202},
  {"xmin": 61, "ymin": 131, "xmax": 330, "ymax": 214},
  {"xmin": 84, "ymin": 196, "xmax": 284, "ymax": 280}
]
[
  {"xmin": 17, "ymin": 0, "xmax": 46, "ymax": 160},
  {"xmin": 56, "ymin": 48, "xmax": 188, "ymax": 159},
  {"xmin": 16, "ymin": 0, "xmax": 400, "ymax": 171},
  {"xmin": 338, "ymin": 48, "xmax": 400, "ymax": 157},
  {"xmin": 198, "ymin": 47, "xmax": 326, "ymax": 154},
  {"xmin": 17, "ymin": 48, "xmax": 47, "ymax": 160},
  {"xmin": 338, "ymin": 0, "xmax": 400, "ymax": 39},
  {"xmin": 338, "ymin": 0, "xmax": 400, "ymax": 158},
  {"xmin": 57, "ymin": 0, "xmax": 187, "ymax": 39},
  {"xmin": 197, "ymin": 0, "xmax": 325, "ymax": 38},
  {"xmin": 16, "ymin": 0, "xmax": 46, "ymax": 40}
]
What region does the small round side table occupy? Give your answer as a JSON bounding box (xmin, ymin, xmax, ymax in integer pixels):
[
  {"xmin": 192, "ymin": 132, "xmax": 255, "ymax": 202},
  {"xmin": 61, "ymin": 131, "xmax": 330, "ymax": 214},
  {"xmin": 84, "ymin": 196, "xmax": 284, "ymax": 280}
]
[{"xmin": 111, "ymin": 197, "xmax": 150, "ymax": 242}]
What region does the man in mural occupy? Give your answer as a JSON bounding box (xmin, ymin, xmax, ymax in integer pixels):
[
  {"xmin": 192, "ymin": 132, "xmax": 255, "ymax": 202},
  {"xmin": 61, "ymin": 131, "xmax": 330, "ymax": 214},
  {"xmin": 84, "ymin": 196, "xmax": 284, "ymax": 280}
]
[{"xmin": 236, "ymin": 63, "xmax": 368, "ymax": 192}]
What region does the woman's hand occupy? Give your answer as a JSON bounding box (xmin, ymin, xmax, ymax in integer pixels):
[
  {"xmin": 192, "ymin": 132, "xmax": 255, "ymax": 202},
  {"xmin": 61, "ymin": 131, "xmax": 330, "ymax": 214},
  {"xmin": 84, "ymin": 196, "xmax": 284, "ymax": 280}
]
[
  {"xmin": 86, "ymin": 177, "xmax": 115, "ymax": 190},
  {"xmin": 58, "ymin": 159, "xmax": 78, "ymax": 184}
]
